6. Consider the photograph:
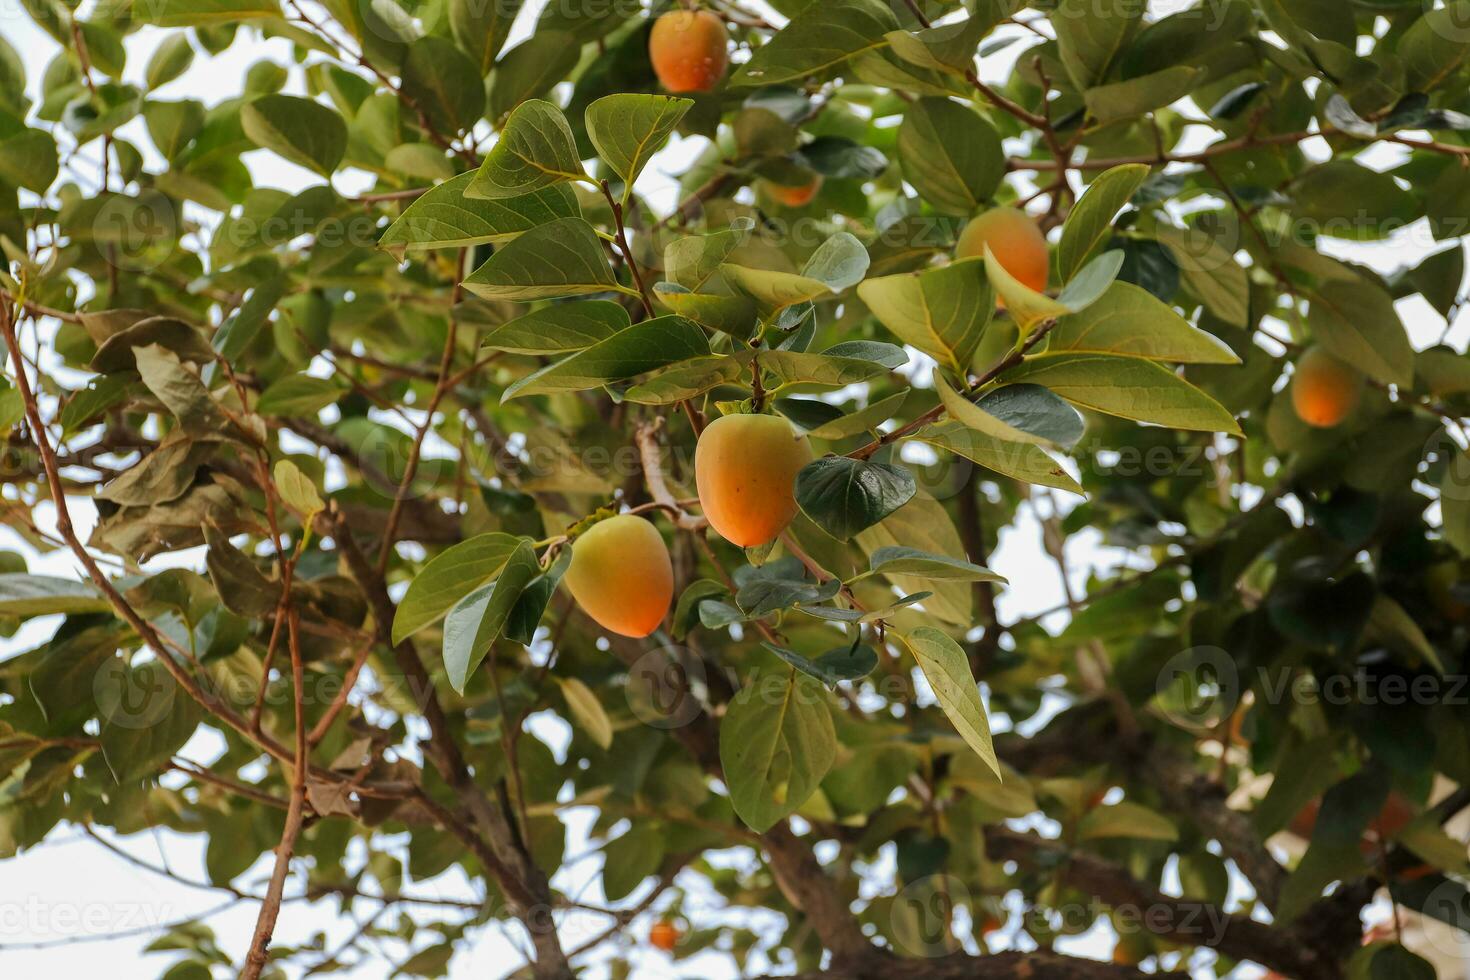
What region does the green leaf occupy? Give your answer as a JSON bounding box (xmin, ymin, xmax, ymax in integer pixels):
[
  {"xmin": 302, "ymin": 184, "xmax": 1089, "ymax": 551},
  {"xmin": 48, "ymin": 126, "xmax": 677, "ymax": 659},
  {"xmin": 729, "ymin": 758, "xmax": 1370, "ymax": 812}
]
[
  {"xmin": 203, "ymin": 523, "xmax": 278, "ymax": 618},
  {"xmin": 380, "ymin": 174, "xmax": 580, "ymax": 252},
  {"xmin": 1007, "ymin": 352, "xmax": 1242, "ymax": 434},
  {"xmin": 1291, "ymin": 161, "xmax": 1419, "ymax": 241},
  {"xmin": 273, "ymin": 460, "xmax": 324, "ymax": 521},
  {"xmin": 256, "ymin": 373, "xmax": 343, "ymax": 416},
  {"xmin": 487, "ymin": 32, "xmax": 582, "ymax": 123},
  {"xmin": 602, "ymin": 823, "xmax": 665, "ymax": 901},
  {"xmin": 467, "ymin": 99, "xmax": 586, "ymax": 200},
  {"xmin": 900, "ymin": 627, "xmax": 999, "ymax": 777},
  {"xmin": 1307, "ymin": 279, "xmax": 1414, "ymax": 388},
  {"xmin": 1053, "ymin": 0, "xmax": 1144, "ymax": 88},
  {"xmin": 481, "ymin": 300, "xmax": 629, "ymax": 355},
  {"xmin": 99, "ymin": 660, "xmax": 204, "ymax": 782},
  {"xmin": 450, "ymin": 0, "xmax": 525, "ymax": 75},
  {"xmin": 501, "ymin": 315, "xmax": 710, "ymax": 401},
  {"xmin": 897, "ymin": 98, "xmax": 1005, "ymax": 214},
  {"xmin": 802, "ymin": 390, "xmax": 909, "ymax": 440},
  {"xmin": 1398, "ymin": 0, "xmax": 1470, "ymax": 92},
  {"xmin": 1083, "ymin": 66, "xmax": 1202, "ymax": 125},
  {"xmin": 557, "ymin": 676, "xmax": 613, "ymax": 751},
  {"xmin": 801, "ymin": 233, "xmax": 871, "ymax": 292},
  {"xmin": 652, "ymin": 285, "xmax": 759, "ymax": 340},
  {"xmin": 61, "ymin": 375, "xmax": 134, "ymax": 436},
  {"xmin": 623, "ymin": 354, "xmax": 746, "ymax": 405},
  {"xmin": 1153, "ymin": 224, "xmax": 1249, "ymax": 327},
  {"xmin": 763, "ymin": 642, "xmax": 878, "ymax": 688},
  {"xmin": 0, "ymin": 575, "xmax": 110, "ymax": 617},
  {"xmin": 130, "ymin": 0, "xmax": 281, "ymax": 27},
  {"xmin": 664, "ymin": 222, "xmax": 751, "ymax": 290},
  {"xmin": 855, "ymin": 493, "xmax": 978, "ymax": 625},
  {"xmin": 0, "ymin": 113, "xmax": 58, "ymax": 193},
  {"xmin": 443, "ymin": 539, "xmax": 540, "ymax": 693},
  {"xmin": 919, "ymin": 422, "xmax": 1084, "ymax": 494},
  {"xmin": 143, "ymin": 99, "xmax": 204, "ymax": 161},
  {"xmin": 796, "ymin": 456, "xmax": 917, "ymax": 540},
  {"xmin": 1058, "ymin": 163, "xmax": 1150, "ymax": 282},
  {"xmin": 240, "ymin": 94, "xmax": 346, "ymax": 177},
  {"xmin": 760, "ymin": 349, "xmax": 890, "ymax": 388},
  {"xmin": 730, "ymin": 0, "xmax": 898, "ymax": 87},
  {"xmin": 134, "ymin": 344, "xmax": 229, "ymax": 436},
  {"xmin": 145, "ymin": 33, "xmax": 196, "ymax": 89},
  {"xmin": 402, "ymin": 36, "xmax": 486, "ymax": 135},
  {"xmin": 885, "ymin": 16, "xmax": 988, "ymax": 74},
  {"xmin": 462, "ymin": 217, "xmax": 618, "ymax": 302},
  {"xmin": 1078, "ymin": 801, "xmax": 1178, "ymax": 841},
  {"xmin": 974, "ymin": 384, "xmax": 1086, "ymax": 448},
  {"xmin": 394, "ymin": 533, "xmax": 523, "ymax": 644},
  {"xmin": 585, "ymin": 94, "xmax": 693, "ymax": 192},
  {"xmin": 867, "ymin": 546, "xmax": 1004, "ymax": 582},
  {"xmin": 1048, "ymin": 282, "xmax": 1240, "ymax": 364},
  {"xmin": 1370, "ymin": 945, "xmax": 1437, "ymax": 980},
  {"xmin": 936, "ymin": 371, "xmax": 1083, "ymax": 449},
  {"xmin": 858, "ymin": 258, "xmax": 993, "ymax": 373},
  {"xmin": 722, "ymin": 234, "xmax": 868, "ymax": 312},
  {"xmin": 719, "ymin": 670, "xmax": 836, "ymax": 832}
]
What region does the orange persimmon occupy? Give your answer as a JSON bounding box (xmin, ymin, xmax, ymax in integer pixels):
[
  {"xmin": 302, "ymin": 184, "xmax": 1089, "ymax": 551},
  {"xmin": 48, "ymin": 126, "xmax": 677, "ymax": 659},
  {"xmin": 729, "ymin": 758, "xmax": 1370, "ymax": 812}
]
[
  {"xmin": 762, "ymin": 174, "xmax": 823, "ymax": 208},
  {"xmin": 564, "ymin": 515, "xmax": 673, "ymax": 638},
  {"xmin": 955, "ymin": 206, "xmax": 1050, "ymax": 296},
  {"xmin": 695, "ymin": 412, "xmax": 813, "ymax": 547},
  {"xmin": 649, "ymin": 9, "xmax": 729, "ymax": 94},
  {"xmin": 1290, "ymin": 345, "xmax": 1363, "ymax": 428},
  {"xmin": 649, "ymin": 918, "xmax": 680, "ymax": 951}
]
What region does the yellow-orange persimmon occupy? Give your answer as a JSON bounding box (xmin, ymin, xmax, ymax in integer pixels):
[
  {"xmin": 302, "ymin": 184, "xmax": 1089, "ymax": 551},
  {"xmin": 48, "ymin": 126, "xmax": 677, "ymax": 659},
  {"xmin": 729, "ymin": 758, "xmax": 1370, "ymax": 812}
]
[
  {"xmin": 649, "ymin": 10, "xmax": 729, "ymax": 93},
  {"xmin": 955, "ymin": 206, "xmax": 1050, "ymax": 295},
  {"xmin": 695, "ymin": 412, "xmax": 813, "ymax": 547},
  {"xmin": 564, "ymin": 514, "xmax": 673, "ymax": 638},
  {"xmin": 761, "ymin": 174, "xmax": 823, "ymax": 208},
  {"xmin": 1290, "ymin": 346, "xmax": 1363, "ymax": 428},
  {"xmin": 649, "ymin": 919, "xmax": 680, "ymax": 951}
]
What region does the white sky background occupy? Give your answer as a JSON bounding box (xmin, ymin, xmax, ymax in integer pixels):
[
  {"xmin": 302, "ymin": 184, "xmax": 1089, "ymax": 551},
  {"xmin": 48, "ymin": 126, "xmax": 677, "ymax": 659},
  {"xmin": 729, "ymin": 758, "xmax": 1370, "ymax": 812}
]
[{"xmin": 0, "ymin": 0, "xmax": 1465, "ymax": 977}]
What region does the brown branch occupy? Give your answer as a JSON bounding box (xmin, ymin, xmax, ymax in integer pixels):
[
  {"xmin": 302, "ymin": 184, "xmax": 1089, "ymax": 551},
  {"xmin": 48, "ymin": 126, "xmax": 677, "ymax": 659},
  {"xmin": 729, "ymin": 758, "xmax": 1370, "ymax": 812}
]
[
  {"xmin": 634, "ymin": 418, "xmax": 708, "ymax": 530},
  {"xmin": 241, "ymin": 609, "xmax": 309, "ymax": 979},
  {"xmin": 331, "ymin": 512, "xmax": 572, "ymax": 978}
]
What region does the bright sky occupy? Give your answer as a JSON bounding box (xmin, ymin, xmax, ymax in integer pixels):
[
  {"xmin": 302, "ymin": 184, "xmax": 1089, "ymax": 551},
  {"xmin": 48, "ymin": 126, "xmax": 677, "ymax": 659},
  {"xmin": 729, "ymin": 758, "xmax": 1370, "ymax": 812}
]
[{"xmin": 0, "ymin": 2, "xmax": 1462, "ymax": 977}]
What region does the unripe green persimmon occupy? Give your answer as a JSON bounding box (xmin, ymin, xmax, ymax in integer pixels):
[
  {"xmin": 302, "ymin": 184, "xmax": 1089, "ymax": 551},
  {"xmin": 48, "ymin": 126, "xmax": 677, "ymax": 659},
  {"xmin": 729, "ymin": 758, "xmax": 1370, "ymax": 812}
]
[{"xmin": 564, "ymin": 515, "xmax": 673, "ymax": 638}]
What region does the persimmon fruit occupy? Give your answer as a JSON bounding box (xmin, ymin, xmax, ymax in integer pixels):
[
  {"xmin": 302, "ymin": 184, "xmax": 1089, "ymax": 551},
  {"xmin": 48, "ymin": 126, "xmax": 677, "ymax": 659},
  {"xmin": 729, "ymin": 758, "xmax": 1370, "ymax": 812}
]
[
  {"xmin": 649, "ymin": 10, "xmax": 729, "ymax": 94},
  {"xmin": 1287, "ymin": 792, "xmax": 1415, "ymax": 855},
  {"xmin": 762, "ymin": 175, "xmax": 823, "ymax": 208},
  {"xmin": 1290, "ymin": 346, "xmax": 1363, "ymax": 428},
  {"xmin": 695, "ymin": 412, "xmax": 813, "ymax": 547},
  {"xmin": 564, "ymin": 514, "xmax": 673, "ymax": 638},
  {"xmin": 955, "ymin": 206, "xmax": 1049, "ymax": 296},
  {"xmin": 649, "ymin": 918, "xmax": 680, "ymax": 951}
]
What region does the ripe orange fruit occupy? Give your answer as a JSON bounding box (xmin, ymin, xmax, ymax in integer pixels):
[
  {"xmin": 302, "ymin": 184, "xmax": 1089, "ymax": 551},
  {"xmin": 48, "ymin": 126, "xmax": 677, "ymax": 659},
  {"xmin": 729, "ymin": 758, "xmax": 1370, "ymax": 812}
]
[
  {"xmin": 695, "ymin": 412, "xmax": 813, "ymax": 547},
  {"xmin": 649, "ymin": 10, "xmax": 729, "ymax": 94},
  {"xmin": 955, "ymin": 206, "xmax": 1050, "ymax": 297},
  {"xmin": 649, "ymin": 918, "xmax": 680, "ymax": 950},
  {"xmin": 1290, "ymin": 346, "xmax": 1363, "ymax": 428},
  {"xmin": 762, "ymin": 175, "xmax": 823, "ymax": 208},
  {"xmin": 564, "ymin": 515, "xmax": 674, "ymax": 638}
]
